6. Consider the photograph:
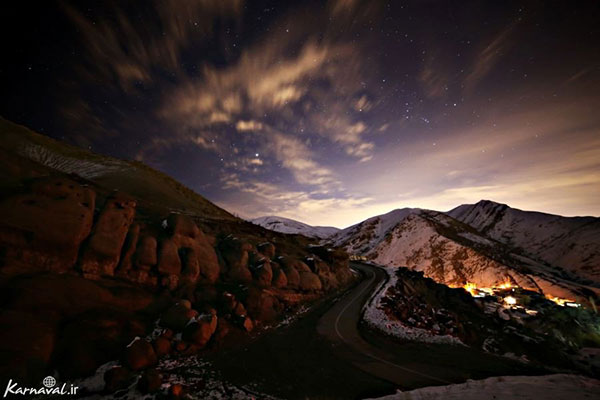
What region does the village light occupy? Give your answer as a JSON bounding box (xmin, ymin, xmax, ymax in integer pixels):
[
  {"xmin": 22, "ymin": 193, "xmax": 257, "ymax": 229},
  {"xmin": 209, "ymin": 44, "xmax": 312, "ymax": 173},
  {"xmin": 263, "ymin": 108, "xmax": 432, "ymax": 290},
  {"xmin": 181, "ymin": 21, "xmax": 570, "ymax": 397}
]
[{"xmin": 504, "ymin": 296, "xmax": 517, "ymax": 306}]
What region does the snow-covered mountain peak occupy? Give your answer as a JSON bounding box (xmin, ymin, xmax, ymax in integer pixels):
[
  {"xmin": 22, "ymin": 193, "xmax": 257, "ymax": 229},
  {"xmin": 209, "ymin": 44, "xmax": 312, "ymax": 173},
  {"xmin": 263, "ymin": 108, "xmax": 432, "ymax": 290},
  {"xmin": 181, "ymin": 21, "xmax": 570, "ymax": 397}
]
[
  {"xmin": 330, "ymin": 202, "xmax": 600, "ymax": 304},
  {"xmin": 250, "ymin": 215, "xmax": 340, "ymax": 239}
]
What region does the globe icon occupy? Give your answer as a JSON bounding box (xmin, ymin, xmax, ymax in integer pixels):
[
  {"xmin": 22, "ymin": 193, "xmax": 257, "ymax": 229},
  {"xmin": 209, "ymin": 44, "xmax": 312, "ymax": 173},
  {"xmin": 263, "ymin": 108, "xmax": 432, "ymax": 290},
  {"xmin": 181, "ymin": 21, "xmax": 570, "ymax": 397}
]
[{"xmin": 43, "ymin": 376, "xmax": 56, "ymax": 388}]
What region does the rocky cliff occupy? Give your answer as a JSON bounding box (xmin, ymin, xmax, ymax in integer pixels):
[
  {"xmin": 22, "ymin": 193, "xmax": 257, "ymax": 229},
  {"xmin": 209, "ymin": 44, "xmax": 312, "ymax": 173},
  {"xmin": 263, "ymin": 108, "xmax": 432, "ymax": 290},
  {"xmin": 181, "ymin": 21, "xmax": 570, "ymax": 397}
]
[{"xmin": 0, "ymin": 119, "xmax": 354, "ymax": 388}]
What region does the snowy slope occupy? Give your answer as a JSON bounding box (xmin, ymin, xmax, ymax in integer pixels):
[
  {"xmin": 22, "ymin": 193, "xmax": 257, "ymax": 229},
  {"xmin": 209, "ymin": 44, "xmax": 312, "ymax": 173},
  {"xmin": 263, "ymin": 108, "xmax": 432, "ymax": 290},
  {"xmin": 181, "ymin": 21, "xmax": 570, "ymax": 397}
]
[
  {"xmin": 250, "ymin": 216, "xmax": 340, "ymax": 239},
  {"xmin": 448, "ymin": 200, "xmax": 600, "ymax": 284},
  {"xmin": 328, "ymin": 208, "xmax": 600, "ymax": 302},
  {"xmin": 365, "ymin": 374, "xmax": 600, "ymax": 400}
]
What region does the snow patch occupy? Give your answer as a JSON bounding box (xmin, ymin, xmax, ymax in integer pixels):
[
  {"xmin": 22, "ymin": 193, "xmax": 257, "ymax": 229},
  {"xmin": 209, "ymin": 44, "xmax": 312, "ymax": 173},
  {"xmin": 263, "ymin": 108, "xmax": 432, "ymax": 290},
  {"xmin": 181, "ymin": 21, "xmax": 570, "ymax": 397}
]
[
  {"xmin": 364, "ymin": 374, "xmax": 600, "ymax": 400},
  {"xmin": 362, "ymin": 267, "xmax": 463, "ymax": 345}
]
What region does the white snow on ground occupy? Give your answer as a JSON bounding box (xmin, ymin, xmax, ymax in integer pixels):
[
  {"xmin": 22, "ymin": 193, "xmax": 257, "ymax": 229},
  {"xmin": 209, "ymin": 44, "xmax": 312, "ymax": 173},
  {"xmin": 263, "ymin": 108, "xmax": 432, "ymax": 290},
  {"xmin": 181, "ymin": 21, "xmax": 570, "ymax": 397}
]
[
  {"xmin": 364, "ymin": 374, "xmax": 600, "ymax": 400},
  {"xmin": 21, "ymin": 144, "xmax": 125, "ymax": 179},
  {"xmin": 250, "ymin": 215, "xmax": 340, "ymax": 239},
  {"xmin": 73, "ymin": 356, "xmax": 278, "ymax": 400},
  {"xmin": 362, "ymin": 266, "xmax": 463, "ymax": 345},
  {"xmin": 332, "ymin": 205, "xmax": 597, "ymax": 304}
]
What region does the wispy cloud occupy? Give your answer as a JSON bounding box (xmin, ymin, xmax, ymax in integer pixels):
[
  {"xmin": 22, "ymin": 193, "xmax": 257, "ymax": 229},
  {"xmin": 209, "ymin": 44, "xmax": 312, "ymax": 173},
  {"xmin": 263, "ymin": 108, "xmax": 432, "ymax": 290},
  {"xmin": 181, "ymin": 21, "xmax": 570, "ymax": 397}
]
[
  {"xmin": 464, "ymin": 22, "xmax": 518, "ymax": 93},
  {"xmin": 63, "ymin": 0, "xmax": 243, "ymax": 91}
]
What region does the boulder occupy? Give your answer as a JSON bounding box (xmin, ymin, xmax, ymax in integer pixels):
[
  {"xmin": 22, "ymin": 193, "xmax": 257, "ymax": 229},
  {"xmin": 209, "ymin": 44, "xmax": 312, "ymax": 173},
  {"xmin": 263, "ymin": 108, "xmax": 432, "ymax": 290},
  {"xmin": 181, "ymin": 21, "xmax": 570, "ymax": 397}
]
[
  {"xmin": 80, "ymin": 193, "xmax": 137, "ymax": 276},
  {"xmin": 166, "ymin": 213, "xmax": 200, "ymax": 238},
  {"xmin": 182, "ymin": 314, "xmax": 218, "ymax": 348},
  {"xmin": 153, "ymin": 336, "xmax": 172, "ymax": 357},
  {"xmin": 242, "ymin": 317, "xmax": 254, "ymax": 332},
  {"xmin": 308, "ymin": 245, "xmax": 350, "ymax": 272},
  {"xmin": 169, "ymin": 383, "xmax": 185, "ymax": 398},
  {"xmin": 217, "ymin": 236, "xmax": 253, "ymax": 283},
  {"xmin": 123, "ymin": 339, "xmax": 157, "ymax": 371},
  {"xmin": 272, "ymin": 268, "xmax": 288, "ymax": 288},
  {"xmin": 283, "ymin": 266, "xmax": 300, "ymax": 288},
  {"xmin": 257, "ymin": 242, "xmax": 276, "ymax": 259},
  {"xmin": 299, "ymin": 271, "xmax": 322, "ymax": 292},
  {"xmin": 280, "ymin": 257, "xmax": 311, "ymax": 273},
  {"xmin": 157, "ymin": 238, "xmax": 181, "ymax": 276},
  {"xmin": 306, "ymin": 256, "xmax": 338, "ymax": 290},
  {"xmin": 0, "ymin": 176, "xmax": 96, "ymax": 273},
  {"xmin": 161, "ymin": 274, "xmax": 179, "ymax": 291},
  {"xmin": 135, "ymin": 236, "xmax": 157, "ymax": 270},
  {"xmin": 219, "ymin": 292, "xmax": 237, "ymax": 314},
  {"xmin": 245, "ymin": 288, "xmax": 282, "ymax": 322},
  {"xmin": 137, "ymin": 368, "xmax": 162, "ymax": 394},
  {"xmin": 254, "ymin": 262, "xmax": 273, "ymax": 287},
  {"xmin": 180, "ymin": 247, "xmax": 202, "ymax": 286},
  {"xmin": 116, "ymin": 223, "xmax": 140, "ymax": 274},
  {"xmin": 233, "ymin": 302, "xmax": 246, "ymax": 317},
  {"xmin": 179, "ymin": 299, "xmax": 192, "ymax": 309},
  {"xmin": 213, "ymin": 318, "xmax": 231, "ymax": 345},
  {"xmin": 228, "ymin": 265, "xmax": 253, "ymax": 283},
  {"xmin": 167, "ymin": 213, "xmax": 220, "ymax": 284},
  {"xmin": 160, "ymin": 304, "xmax": 198, "ymax": 332}
]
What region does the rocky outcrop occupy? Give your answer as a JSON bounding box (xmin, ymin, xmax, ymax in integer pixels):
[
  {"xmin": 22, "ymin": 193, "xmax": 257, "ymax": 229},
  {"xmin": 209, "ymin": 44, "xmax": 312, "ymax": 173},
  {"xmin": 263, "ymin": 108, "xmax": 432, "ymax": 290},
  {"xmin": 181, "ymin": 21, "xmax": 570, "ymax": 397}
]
[
  {"xmin": 160, "ymin": 303, "xmax": 198, "ymax": 332},
  {"xmin": 218, "ymin": 236, "xmax": 253, "ymax": 283},
  {"xmin": 299, "ymin": 270, "xmax": 323, "ymax": 291},
  {"xmin": 116, "ymin": 223, "xmax": 140, "ymax": 274},
  {"xmin": 257, "ymin": 242, "xmax": 276, "ymax": 259},
  {"xmin": 157, "ymin": 238, "xmax": 181, "ymax": 276},
  {"xmin": 182, "ymin": 312, "xmax": 218, "ymax": 348},
  {"xmin": 80, "ymin": 193, "xmax": 137, "ymax": 277},
  {"xmin": 167, "ymin": 214, "xmax": 220, "ymax": 285},
  {"xmin": 0, "ymin": 176, "xmax": 95, "ymax": 273},
  {"xmin": 123, "ymin": 339, "xmax": 158, "ymax": 371},
  {"xmin": 254, "ymin": 261, "xmax": 273, "ymax": 287},
  {"xmin": 272, "ymin": 267, "xmax": 288, "ymax": 288},
  {"xmin": 0, "ymin": 122, "xmax": 358, "ymax": 391},
  {"xmin": 245, "ymin": 287, "xmax": 284, "ymax": 322}
]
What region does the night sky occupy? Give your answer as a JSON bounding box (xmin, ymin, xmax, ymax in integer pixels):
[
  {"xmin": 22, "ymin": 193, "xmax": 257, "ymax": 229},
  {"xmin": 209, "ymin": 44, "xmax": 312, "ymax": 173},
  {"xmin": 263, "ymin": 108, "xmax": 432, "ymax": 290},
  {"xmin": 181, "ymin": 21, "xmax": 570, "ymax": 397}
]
[{"xmin": 2, "ymin": 0, "xmax": 599, "ymax": 227}]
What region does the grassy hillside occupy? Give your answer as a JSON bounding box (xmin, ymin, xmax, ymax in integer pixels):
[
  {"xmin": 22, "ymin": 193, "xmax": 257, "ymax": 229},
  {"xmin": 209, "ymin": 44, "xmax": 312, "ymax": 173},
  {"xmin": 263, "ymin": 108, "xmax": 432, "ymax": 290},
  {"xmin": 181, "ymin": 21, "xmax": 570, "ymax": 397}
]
[{"xmin": 0, "ymin": 117, "xmax": 234, "ymax": 220}]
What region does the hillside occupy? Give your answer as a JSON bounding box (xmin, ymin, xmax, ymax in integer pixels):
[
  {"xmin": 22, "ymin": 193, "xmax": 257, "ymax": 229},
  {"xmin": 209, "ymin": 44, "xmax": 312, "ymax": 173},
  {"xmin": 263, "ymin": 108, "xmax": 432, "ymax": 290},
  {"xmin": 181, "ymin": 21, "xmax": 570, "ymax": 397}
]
[
  {"xmin": 0, "ymin": 117, "xmax": 235, "ymax": 221},
  {"xmin": 251, "ymin": 215, "xmax": 340, "ymax": 239},
  {"xmin": 448, "ymin": 200, "xmax": 600, "ymax": 284},
  {"xmin": 328, "ymin": 208, "xmax": 600, "ymax": 304},
  {"xmin": 0, "ymin": 118, "xmax": 354, "ymax": 389}
]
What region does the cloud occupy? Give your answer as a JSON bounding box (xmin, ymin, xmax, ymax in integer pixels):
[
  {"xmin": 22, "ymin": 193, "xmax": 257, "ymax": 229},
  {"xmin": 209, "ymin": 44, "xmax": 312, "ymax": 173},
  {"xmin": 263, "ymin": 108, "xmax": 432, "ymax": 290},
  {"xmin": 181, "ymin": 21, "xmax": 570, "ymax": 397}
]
[
  {"xmin": 62, "ymin": 0, "xmax": 244, "ymax": 91},
  {"xmin": 236, "ymin": 120, "xmax": 263, "ymax": 132},
  {"xmin": 464, "ymin": 22, "xmax": 517, "ymax": 93},
  {"xmin": 419, "ymin": 54, "xmax": 448, "ymax": 98},
  {"xmin": 268, "ymin": 130, "xmax": 340, "ymax": 187},
  {"xmin": 217, "ymin": 175, "xmax": 375, "ymax": 227}
]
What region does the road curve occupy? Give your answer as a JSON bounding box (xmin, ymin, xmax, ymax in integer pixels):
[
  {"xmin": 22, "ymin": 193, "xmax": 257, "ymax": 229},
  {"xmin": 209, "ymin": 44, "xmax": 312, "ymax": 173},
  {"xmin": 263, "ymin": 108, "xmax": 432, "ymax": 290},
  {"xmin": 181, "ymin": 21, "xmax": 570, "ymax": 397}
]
[{"xmin": 318, "ymin": 262, "xmax": 452, "ymax": 388}]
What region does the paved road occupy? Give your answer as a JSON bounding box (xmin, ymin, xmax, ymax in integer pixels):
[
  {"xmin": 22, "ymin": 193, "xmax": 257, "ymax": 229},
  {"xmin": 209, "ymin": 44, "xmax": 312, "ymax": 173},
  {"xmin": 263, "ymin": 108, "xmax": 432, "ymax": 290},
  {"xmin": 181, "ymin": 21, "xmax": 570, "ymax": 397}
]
[
  {"xmin": 318, "ymin": 262, "xmax": 454, "ymax": 388},
  {"xmin": 317, "ymin": 262, "xmax": 541, "ymax": 389}
]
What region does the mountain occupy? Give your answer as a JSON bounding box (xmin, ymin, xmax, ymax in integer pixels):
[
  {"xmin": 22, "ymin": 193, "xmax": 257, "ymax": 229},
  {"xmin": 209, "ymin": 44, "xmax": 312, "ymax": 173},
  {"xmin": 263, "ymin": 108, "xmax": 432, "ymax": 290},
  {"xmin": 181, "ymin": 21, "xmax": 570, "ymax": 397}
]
[
  {"xmin": 251, "ymin": 215, "xmax": 340, "ymax": 239},
  {"xmin": 448, "ymin": 200, "xmax": 600, "ymax": 284},
  {"xmin": 0, "ymin": 118, "xmax": 354, "ymax": 385},
  {"xmin": 0, "ymin": 117, "xmax": 234, "ymax": 221},
  {"xmin": 328, "ymin": 206, "xmax": 600, "ymax": 303}
]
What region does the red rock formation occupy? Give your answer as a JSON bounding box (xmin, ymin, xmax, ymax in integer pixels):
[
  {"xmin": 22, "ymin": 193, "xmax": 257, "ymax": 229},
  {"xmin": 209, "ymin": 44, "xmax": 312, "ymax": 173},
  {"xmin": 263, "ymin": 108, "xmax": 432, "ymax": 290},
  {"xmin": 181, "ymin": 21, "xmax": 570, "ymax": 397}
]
[
  {"xmin": 116, "ymin": 223, "xmax": 140, "ymax": 274},
  {"xmin": 123, "ymin": 339, "xmax": 157, "ymax": 371},
  {"xmin": 182, "ymin": 312, "xmax": 218, "ymax": 348},
  {"xmin": 218, "ymin": 236, "xmax": 253, "ymax": 283},
  {"xmin": 80, "ymin": 193, "xmax": 136, "ymax": 277},
  {"xmin": 0, "ymin": 176, "xmax": 95, "ymax": 273}
]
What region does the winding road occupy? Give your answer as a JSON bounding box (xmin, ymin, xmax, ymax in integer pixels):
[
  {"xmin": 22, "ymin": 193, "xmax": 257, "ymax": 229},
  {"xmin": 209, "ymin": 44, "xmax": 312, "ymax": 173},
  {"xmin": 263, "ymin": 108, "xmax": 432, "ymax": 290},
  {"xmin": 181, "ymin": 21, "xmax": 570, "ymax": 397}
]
[
  {"xmin": 213, "ymin": 262, "xmax": 543, "ymax": 398},
  {"xmin": 317, "ymin": 262, "xmax": 537, "ymax": 390},
  {"xmin": 318, "ymin": 262, "xmax": 452, "ymax": 387}
]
